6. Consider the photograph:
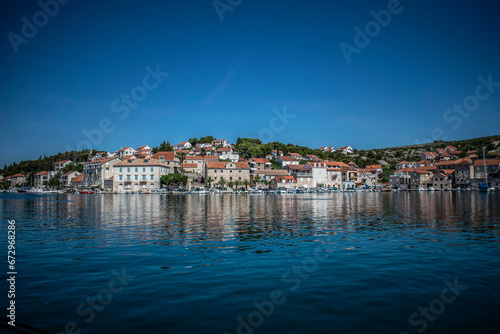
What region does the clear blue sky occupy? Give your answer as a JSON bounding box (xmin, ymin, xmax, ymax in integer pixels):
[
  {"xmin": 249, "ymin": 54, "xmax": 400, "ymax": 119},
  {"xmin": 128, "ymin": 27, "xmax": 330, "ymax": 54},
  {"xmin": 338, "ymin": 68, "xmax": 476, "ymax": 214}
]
[{"xmin": 1, "ymin": 0, "xmax": 499, "ymax": 166}]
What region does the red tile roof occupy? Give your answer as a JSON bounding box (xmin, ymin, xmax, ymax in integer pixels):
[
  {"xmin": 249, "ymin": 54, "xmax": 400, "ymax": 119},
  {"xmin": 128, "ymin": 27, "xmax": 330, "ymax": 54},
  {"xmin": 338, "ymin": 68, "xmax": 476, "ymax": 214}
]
[
  {"xmin": 35, "ymin": 171, "xmax": 48, "ymax": 176},
  {"xmin": 454, "ymin": 158, "xmax": 472, "ymax": 165},
  {"xmin": 185, "ymin": 156, "xmax": 218, "ymax": 161},
  {"xmin": 206, "ymin": 162, "xmax": 227, "ymax": 169},
  {"xmin": 325, "ymin": 161, "xmax": 350, "ymax": 168},
  {"xmin": 473, "ymin": 159, "xmax": 500, "ymax": 167},
  {"xmin": 114, "ymin": 158, "xmax": 168, "ymax": 167},
  {"xmin": 206, "ymin": 161, "xmax": 250, "ymax": 169},
  {"xmin": 55, "ymin": 160, "xmax": 71, "ymax": 164},
  {"xmin": 251, "ymin": 158, "xmax": 271, "ymax": 164},
  {"xmin": 73, "ymin": 174, "xmax": 83, "ymax": 182},
  {"xmin": 118, "ymin": 147, "xmax": 132, "ymax": 152},
  {"xmin": 278, "ymin": 156, "xmax": 299, "ymax": 161},
  {"xmin": 287, "ymin": 164, "xmax": 306, "ymax": 170},
  {"xmin": 151, "ymin": 152, "xmax": 177, "ymax": 161},
  {"xmin": 234, "ymin": 162, "xmax": 250, "ymax": 169}
]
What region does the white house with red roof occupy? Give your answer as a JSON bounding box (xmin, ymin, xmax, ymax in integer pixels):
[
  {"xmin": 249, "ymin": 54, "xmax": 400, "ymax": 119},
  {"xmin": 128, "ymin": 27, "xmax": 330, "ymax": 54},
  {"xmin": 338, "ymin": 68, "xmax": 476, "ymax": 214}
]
[
  {"xmin": 117, "ymin": 147, "xmax": 136, "ymax": 159},
  {"xmin": 395, "ymin": 161, "xmax": 415, "ymax": 170},
  {"xmin": 216, "ymin": 147, "xmax": 239, "ymax": 162},
  {"xmin": 55, "ymin": 160, "xmax": 72, "ymax": 172},
  {"xmin": 319, "ymin": 146, "xmax": 335, "ymax": 153},
  {"xmin": 288, "ymin": 152, "xmax": 302, "ymax": 160},
  {"xmin": 249, "ymin": 158, "xmax": 272, "ymax": 172},
  {"xmin": 173, "ymin": 142, "xmax": 192, "ymax": 151},
  {"xmin": 61, "ymin": 171, "xmax": 81, "ymax": 188},
  {"xmin": 272, "ymin": 150, "xmax": 284, "ymax": 157},
  {"xmin": 151, "ymin": 151, "xmax": 181, "ymax": 173},
  {"xmin": 212, "ymin": 139, "xmax": 230, "ymax": 148},
  {"xmin": 34, "ymin": 171, "xmax": 57, "ymax": 188},
  {"xmin": 7, "ymin": 173, "xmax": 27, "ymax": 187},
  {"xmin": 336, "ymin": 146, "xmax": 353, "ymax": 154},
  {"xmin": 276, "ymin": 156, "xmax": 299, "ymax": 168},
  {"xmin": 421, "ymin": 151, "xmax": 438, "ymax": 161}
]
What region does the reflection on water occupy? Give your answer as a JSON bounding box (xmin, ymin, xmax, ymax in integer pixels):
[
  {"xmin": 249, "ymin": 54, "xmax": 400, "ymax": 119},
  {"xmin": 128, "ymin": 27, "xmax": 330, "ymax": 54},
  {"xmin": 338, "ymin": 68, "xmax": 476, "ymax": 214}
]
[{"xmin": 0, "ymin": 192, "xmax": 499, "ymax": 334}]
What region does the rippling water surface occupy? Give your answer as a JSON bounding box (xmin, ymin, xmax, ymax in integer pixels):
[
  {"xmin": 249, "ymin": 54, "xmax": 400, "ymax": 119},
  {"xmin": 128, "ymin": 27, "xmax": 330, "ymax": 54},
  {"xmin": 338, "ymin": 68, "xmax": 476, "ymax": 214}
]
[{"xmin": 1, "ymin": 192, "xmax": 499, "ymax": 334}]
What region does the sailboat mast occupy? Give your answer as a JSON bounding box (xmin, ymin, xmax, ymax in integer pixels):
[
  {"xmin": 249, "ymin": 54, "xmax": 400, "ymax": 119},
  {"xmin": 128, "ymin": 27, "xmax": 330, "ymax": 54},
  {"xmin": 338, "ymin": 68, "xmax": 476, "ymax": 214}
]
[{"xmin": 483, "ymin": 146, "xmax": 488, "ymax": 185}]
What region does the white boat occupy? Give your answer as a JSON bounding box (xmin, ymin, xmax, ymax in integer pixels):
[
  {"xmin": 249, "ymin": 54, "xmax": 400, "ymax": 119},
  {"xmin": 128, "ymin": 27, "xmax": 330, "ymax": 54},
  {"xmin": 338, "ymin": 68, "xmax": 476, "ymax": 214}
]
[
  {"xmin": 195, "ymin": 187, "xmax": 206, "ymax": 194},
  {"xmin": 248, "ymin": 187, "xmax": 262, "ymax": 195}
]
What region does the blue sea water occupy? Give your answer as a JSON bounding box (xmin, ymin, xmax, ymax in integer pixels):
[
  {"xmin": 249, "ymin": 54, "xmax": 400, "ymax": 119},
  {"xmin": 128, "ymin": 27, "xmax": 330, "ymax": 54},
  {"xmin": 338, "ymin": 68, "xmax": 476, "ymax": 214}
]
[{"xmin": 1, "ymin": 192, "xmax": 499, "ymax": 334}]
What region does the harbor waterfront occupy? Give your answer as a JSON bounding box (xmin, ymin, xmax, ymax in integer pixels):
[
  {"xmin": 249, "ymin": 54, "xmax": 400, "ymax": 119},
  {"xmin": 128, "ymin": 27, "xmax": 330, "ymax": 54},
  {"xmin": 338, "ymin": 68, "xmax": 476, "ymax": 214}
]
[{"xmin": 1, "ymin": 191, "xmax": 499, "ymax": 333}]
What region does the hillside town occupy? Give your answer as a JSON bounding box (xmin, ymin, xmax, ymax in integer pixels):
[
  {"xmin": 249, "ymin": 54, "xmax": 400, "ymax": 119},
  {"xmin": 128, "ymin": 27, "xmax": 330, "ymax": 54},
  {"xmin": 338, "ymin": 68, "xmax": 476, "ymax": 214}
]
[{"xmin": 2, "ymin": 138, "xmax": 500, "ymax": 193}]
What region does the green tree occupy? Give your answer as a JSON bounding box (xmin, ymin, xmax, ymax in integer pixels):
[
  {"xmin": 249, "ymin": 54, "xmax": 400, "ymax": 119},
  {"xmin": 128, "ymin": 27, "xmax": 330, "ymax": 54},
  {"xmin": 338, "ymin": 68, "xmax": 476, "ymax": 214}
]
[
  {"xmin": 233, "ymin": 180, "xmax": 240, "ymax": 190},
  {"xmin": 253, "ymin": 174, "xmax": 261, "ymax": 185},
  {"xmin": 200, "ymin": 136, "xmax": 214, "ymax": 144},
  {"xmin": 160, "ymin": 173, "xmax": 188, "ymax": 188},
  {"xmin": 177, "ymin": 152, "xmax": 187, "ymax": 175},
  {"xmin": 62, "ymin": 162, "xmax": 83, "ymax": 173},
  {"xmin": 161, "ymin": 141, "xmax": 173, "ymax": 152},
  {"xmin": 205, "ymin": 176, "xmax": 214, "ymax": 189},
  {"xmin": 2, "ymin": 180, "xmax": 11, "ymax": 190},
  {"xmin": 217, "ymin": 177, "xmax": 227, "ymax": 189},
  {"xmin": 242, "ymin": 179, "xmax": 250, "ymax": 190},
  {"xmin": 47, "ymin": 173, "xmax": 61, "ymax": 189}
]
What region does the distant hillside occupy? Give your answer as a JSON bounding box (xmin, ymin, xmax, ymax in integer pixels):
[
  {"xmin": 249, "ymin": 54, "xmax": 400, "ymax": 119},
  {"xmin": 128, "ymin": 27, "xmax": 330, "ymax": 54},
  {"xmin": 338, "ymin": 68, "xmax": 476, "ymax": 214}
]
[{"xmin": 1, "ymin": 135, "xmax": 499, "ymax": 180}]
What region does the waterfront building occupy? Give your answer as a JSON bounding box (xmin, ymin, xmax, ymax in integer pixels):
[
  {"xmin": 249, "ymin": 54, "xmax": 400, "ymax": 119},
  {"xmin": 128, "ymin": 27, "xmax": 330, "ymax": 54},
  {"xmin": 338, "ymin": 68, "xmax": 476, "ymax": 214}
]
[
  {"xmin": 205, "ymin": 161, "xmax": 251, "ymax": 185},
  {"xmin": 7, "ymin": 173, "xmax": 27, "ymax": 187},
  {"xmin": 34, "ymin": 171, "xmax": 56, "ymax": 188},
  {"xmin": 471, "ymin": 159, "xmax": 500, "ymax": 188},
  {"xmin": 83, "ymin": 157, "xmax": 120, "ymax": 190},
  {"xmin": 253, "ymin": 169, "xmax": 289, "ymax": 183},
  {"xmin": 270, "ymin": 175, "xmax": 297, "ymax": 189},
  {"xmin": 113, "ymin": 158, "xmax": 170, "ymax": 192},
  {"xmin": 432, "ymin": 171, "xmax": 455, "ymax": 190},
  {"xmin": 61, "ymin": 171, "xmax": 80, "ymax": 188}
]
